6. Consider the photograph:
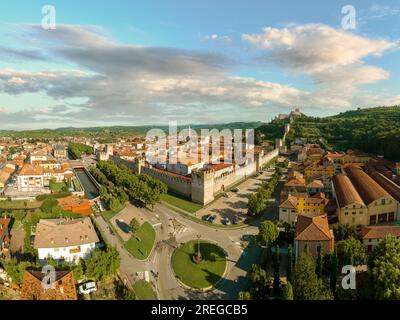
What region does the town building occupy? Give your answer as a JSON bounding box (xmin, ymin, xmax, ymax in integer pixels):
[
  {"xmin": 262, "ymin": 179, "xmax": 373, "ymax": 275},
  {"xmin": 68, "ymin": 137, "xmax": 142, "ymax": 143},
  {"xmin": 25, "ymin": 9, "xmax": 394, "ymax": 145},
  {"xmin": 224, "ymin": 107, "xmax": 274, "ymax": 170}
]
[
  {"xmin": 53, "ymin": 144, "xmax": 67, "ymax": 158},
  {"xmin": 20, "ymin": 270, "xmax": 77, "ymax": 300},
  {"xmin": 33, "ymin": 217, "xmax": 99, "ymax": 263},
  {"xmin": 294, "ymin": 214, "xmax": 334, "ymax": 259},
  {"xmin": 361, "ymin": 225, "xmax": 400, "ymax": 253},
  {"xmin": 17, "ymin": 164, "xmax": 44, "ymax": 192},
  {"xmin": 279, "ymin": 193, "xmax": 329, "ymax": 225},
  {"xmin": 332, "ymin": 165, "xmax": 398, "ymax": 226}
]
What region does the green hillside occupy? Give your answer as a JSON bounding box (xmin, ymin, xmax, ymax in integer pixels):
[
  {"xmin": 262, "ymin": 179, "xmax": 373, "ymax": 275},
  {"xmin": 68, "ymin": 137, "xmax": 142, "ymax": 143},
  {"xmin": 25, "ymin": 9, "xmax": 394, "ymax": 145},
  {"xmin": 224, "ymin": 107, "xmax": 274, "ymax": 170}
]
[{"xmin": 256, "ymin": 106, "xmax": 400, "ymax": 162}]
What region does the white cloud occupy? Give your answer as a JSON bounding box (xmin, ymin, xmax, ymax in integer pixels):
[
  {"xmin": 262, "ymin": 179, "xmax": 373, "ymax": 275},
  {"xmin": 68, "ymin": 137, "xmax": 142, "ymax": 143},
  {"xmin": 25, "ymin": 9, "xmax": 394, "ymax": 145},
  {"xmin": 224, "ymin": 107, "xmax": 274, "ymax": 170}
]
[
  {"xmin": 202, "ymin": 33, "xmax": 232, "ymax": 42},
  {"xmin": 0, "ymin": 23, "xmax": 398, "ymax": 128},
  {"xmin": 242, "ymin": 24, "xmax": 394, "ymax": 73}
]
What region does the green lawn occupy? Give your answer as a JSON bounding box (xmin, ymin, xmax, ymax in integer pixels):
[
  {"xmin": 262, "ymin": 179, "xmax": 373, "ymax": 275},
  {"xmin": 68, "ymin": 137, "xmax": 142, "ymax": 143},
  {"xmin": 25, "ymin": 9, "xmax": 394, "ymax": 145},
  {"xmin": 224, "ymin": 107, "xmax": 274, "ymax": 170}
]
[
  {"xmin": 133, "ymin": 280, "xmax": 157, "ymax": 300},
  {"xmin": 171, "ymin": 240, "xmax": 227, "ymax": 289},
  {"xmin": 0, "ymin": 199, "xmax": 42, "ymax": 210},
  {"xmin": 124, "ymin": 222, "xmax": 156, "ymax": 260},
  {"xmin": 49, "ymin": 180, "xmax": 67, "ymax": 192},
  {"xmin": 161, "ymin": 193, "xmax": 203, "ymax": 213}
]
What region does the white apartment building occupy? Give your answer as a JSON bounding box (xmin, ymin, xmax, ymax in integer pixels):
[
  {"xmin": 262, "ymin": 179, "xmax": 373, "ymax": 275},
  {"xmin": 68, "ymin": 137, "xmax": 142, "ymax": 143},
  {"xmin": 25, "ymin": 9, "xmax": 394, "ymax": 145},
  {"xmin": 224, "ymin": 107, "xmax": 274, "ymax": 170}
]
[
  {"xmin": 34, "ymin": 217, "xmax": 99, "ymax": 263},
  {"xmin": 17, "ymin": 164, "xmax": 44, "ymax": 192}
]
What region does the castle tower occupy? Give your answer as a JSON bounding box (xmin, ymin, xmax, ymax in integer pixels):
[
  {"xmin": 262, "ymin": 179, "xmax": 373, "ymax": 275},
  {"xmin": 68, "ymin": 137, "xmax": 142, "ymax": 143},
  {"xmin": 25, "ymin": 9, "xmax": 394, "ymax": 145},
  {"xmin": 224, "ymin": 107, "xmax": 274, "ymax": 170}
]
[{"xmin": 191, "ymin": 169, "xmax": 214, "ymax": 205}]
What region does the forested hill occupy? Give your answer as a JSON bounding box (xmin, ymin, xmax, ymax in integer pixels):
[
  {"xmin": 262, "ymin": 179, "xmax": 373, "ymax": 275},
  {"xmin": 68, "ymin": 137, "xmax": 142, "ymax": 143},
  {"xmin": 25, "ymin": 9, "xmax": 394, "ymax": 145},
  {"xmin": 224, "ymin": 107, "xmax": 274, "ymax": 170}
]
[{"xmin": 256, "ymin": 106, "xmax": 400, "ymax": 162}]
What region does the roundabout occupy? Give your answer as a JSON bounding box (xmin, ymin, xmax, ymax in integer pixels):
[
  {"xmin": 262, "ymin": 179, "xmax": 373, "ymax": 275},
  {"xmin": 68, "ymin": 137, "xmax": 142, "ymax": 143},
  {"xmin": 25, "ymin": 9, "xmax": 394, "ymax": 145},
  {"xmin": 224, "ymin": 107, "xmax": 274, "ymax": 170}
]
[{"xmin": 171, "ymin": 240, "xmax": 227, "ymax": 290}]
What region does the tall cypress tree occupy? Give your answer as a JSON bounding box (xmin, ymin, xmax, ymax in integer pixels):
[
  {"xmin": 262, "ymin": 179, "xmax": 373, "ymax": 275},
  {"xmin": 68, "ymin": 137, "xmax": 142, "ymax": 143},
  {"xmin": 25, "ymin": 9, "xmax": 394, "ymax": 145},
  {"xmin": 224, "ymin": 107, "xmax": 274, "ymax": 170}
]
[
  {"xmin": 282, "ymin": 282, "xmax": 294, "ymax": 300},
  {"xmin": 316, "ymin": 243, "xmax": 323, "ymax": 278},
  {"xmin": 287, "ymin": 244, "xmax": 293, "ymax": 282},
  {"xmin": 273, "ymin": 245, "xmax": 280, "ymax": 296},
  {"xmin": 330, "ymin": 245, "xmax": 338, "ymax": 294}
]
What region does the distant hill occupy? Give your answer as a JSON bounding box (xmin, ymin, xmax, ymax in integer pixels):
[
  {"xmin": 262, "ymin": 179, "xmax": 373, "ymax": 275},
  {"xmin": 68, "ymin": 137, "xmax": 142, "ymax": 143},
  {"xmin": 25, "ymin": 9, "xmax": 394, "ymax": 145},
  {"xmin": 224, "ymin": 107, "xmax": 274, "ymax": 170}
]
[
  {"xmin": 256, "ymin": 105, "xmax": 400, "ymax": 162},
  {"xmin": 0, "ymin": 121, "xmax": 263, "ymax": 140}
]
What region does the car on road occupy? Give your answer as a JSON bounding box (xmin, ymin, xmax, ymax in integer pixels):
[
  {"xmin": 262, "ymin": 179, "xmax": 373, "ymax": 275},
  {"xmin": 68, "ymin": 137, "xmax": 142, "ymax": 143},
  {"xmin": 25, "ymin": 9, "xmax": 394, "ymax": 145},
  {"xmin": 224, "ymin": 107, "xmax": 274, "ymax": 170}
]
[
  {"xmin": 222, "ymin": 217, "xmax": 231, "ymax": 225},
  {"xmin": 231, "ymin": 187, "xmax": 240, "ymax": 193},
  {"xmin": 78, "ymin": 281, "xmax": 97, "ymax": 295}
]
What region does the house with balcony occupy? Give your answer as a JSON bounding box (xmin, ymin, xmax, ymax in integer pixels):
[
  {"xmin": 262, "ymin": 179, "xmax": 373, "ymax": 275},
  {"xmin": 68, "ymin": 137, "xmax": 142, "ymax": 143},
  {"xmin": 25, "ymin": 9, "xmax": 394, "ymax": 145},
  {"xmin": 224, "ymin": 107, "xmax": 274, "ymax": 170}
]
[{"xmin": 33, "ymin": 217, "xmax": 99, "ymax": 264}]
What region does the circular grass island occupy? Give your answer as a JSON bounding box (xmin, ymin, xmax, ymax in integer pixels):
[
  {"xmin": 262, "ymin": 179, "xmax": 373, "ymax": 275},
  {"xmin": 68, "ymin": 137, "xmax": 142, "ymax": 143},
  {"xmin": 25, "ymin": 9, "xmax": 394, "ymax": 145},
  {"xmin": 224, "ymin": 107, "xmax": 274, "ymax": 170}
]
[{"xmin": 171, "ymin": 240, "xmax": 227, "ymax": 289}]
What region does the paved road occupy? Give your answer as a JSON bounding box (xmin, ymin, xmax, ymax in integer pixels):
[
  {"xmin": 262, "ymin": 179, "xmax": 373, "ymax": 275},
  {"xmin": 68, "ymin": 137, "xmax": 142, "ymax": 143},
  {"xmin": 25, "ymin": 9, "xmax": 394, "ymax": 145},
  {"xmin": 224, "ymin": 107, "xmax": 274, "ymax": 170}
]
[{"xmin": 94, "ymin": 200, "xmax": 264, "ymax": 300}]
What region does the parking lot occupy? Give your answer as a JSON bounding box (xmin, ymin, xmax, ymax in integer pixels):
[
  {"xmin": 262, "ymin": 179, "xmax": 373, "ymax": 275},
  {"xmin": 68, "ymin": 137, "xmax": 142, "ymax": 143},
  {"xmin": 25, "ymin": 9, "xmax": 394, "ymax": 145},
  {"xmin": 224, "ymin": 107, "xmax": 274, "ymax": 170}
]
[
  {"xmin": 111, "ymin": 203, "xmax": 150, "ymax": 241},
  {"xmin": 194, "ymin": 168, "xmax": 277, "ymax": 225}
]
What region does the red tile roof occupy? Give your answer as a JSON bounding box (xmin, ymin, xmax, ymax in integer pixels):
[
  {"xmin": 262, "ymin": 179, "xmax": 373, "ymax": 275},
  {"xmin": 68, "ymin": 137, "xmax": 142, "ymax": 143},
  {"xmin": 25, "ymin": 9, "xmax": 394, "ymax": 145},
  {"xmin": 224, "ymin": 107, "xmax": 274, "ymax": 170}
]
[
  {"xmin": 362, "ymin": 225, "xmax": 400, "ymax": 240},
  {"xmin": 295, "ymin": 214, "xmax": 333, "ymax": 241},
  {"xmin": 20, "ymin": 270, "xmax": 78, "ymax": 300}
]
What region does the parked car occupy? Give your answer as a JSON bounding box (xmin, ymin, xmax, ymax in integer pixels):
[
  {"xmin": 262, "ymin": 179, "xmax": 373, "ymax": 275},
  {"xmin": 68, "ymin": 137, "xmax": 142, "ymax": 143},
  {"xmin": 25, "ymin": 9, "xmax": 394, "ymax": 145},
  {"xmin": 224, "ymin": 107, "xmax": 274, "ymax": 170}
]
[
  {"xmin": 116, "ymin": 219, "xmax": 130, "ymax": 233},
  {"xmin": 232, "ymin": 187, "xmax": 240, "ymax": 193},
  {"xmin": 232, "ymin": 215, "xmax": 242, "ymax": 224},
  {"xmin": 222, "ymin": 217, "xmax": 231, "ymax": 225},
  {"xmin": 202, "ymin": 214, "xmax": 211, "ymax": 221},
  {"xmin": 78, "ymin": 281, "xmax": 97, "ymax": 295},
  {"xmin": 209, "ymin": 215, "xmax": 217, "ymax": 223},
  {"xmin": 241, "ymin": 234, "xmax": 253, "ymax": 242}
]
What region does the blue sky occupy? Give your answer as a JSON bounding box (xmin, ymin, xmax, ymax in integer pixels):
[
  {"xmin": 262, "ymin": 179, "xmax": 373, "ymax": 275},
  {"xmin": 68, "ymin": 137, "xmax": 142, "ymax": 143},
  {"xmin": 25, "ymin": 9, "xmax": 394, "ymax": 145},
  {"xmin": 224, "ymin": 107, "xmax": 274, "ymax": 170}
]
[{"xmin": 0, "ymin": 0, "xmax": 399, "ymax": 129}]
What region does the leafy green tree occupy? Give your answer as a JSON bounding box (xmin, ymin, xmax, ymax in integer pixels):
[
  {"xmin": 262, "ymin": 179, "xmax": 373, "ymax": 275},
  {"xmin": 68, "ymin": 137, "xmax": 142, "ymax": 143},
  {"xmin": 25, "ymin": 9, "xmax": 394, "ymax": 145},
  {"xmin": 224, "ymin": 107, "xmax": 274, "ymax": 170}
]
[
  {"xmin": 3, "ymin": 258, "xmax": 34, "ymax": 285},
  {"xmin": 257, "ymin": 221, "xmax": 279, "ymax": 248},
  {"xmin": 273, "ymin": 245, "xmax": 280, "ymax": 295},
  {"xmin": 292, "ymin": 252, "xmax": 333, "ymax": 300},
  {"xmin": 84, "ymin": 247, "xmax": 121, "ymax": 282},
  {"xmin": 124, "ymin": 289, "xmax": 137, "ymax": 300},
  {"xmin": 247, "ymin": 193, "xmax": 266, "ymax": 216},
  {"xmin": 40, "ymin": 197, "xmax": 59, "ymax": 213},
  {"xmin": 287, "ymin": 244, "xmax": 293, "ymax": 282},
  {"xmin": 330, "ymin": 246, "xmax": 338, "ymax": 294},
  {"xmin": 238, "ymin": 291, "xmax": 251, "ymax": 300},
  {"xmin": 369, "ymin": 235, "xmax": 400, "ymax": 299},
  {"xmin": 129, "ymin": 218, "xmax": 141, "ymax": 238},
  {"xmin": 282, "ymin": 282, "xmax": 294, "ymax": 300},
  {"xmin": 337, "ymin": 237, "xmax": 366, "ymax": 267},
  {"xmin": 316, "ymin": 243, "xmax": 323, "ymax": 278},
  {"xmin": 247, "ymin": 264, "xmax": 270, "ymax": 299}
]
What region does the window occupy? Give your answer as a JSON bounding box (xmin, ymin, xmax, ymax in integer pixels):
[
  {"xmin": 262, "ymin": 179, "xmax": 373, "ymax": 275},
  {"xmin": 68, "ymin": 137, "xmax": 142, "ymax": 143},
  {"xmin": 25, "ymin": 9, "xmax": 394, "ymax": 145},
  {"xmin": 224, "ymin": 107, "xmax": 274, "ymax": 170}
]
[
  {"xmin": 352, "ymin": 212, "xmax": 356, "ymax": 215},
  {"xmin": 370, "ymin": 215, "xmax": 377, "ymax": 225},
  {"xmin": 382, "ymin": 199, "xmax": 386, "ymax": 205},
  {"xmin": 345, "ymin": 211, "xmax": 349, "ymax": 216}
]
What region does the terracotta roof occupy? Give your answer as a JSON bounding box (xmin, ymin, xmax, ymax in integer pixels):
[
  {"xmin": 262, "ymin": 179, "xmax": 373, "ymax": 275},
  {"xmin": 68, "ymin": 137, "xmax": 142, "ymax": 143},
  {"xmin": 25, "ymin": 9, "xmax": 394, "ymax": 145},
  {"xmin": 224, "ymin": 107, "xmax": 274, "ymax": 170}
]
[
  {"xmin": 362, "ymin": 225, "xmax": 400, "ymax": 240},
  {"xmin": 295, "ymin": 214, "xmax": 333, "ymax": 241},
  {"xmin": 369, "ymin": 171, "xmax": 400, "ymax": 203},
  {"xmin": 279, "ymin": 196, "xmax": 298, "ymax": 209},
  {"xmin": 344, "ymin": 165, "xmax": 390, "ymax": 205},
  {"xmin": 34, "ymin": 217, "xmax": 99, "ymax": 249},
  {"xmin": 306, "ymin": 179, "xmax": 324, "ymax": 188},
  {"xmin": 285, "ymin": 177, "xmax": 305, "ymax": 188},
  {"xmin": 19, "ymin": 164, "xmax": 43, "ymax": 176},
  {"xmin": 332, "ymin": 174, "xmax": 365, "ymax": 208},
  {"xmin": 20, "ymin": 270, "xmax": 77, "ymax": 300}
]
